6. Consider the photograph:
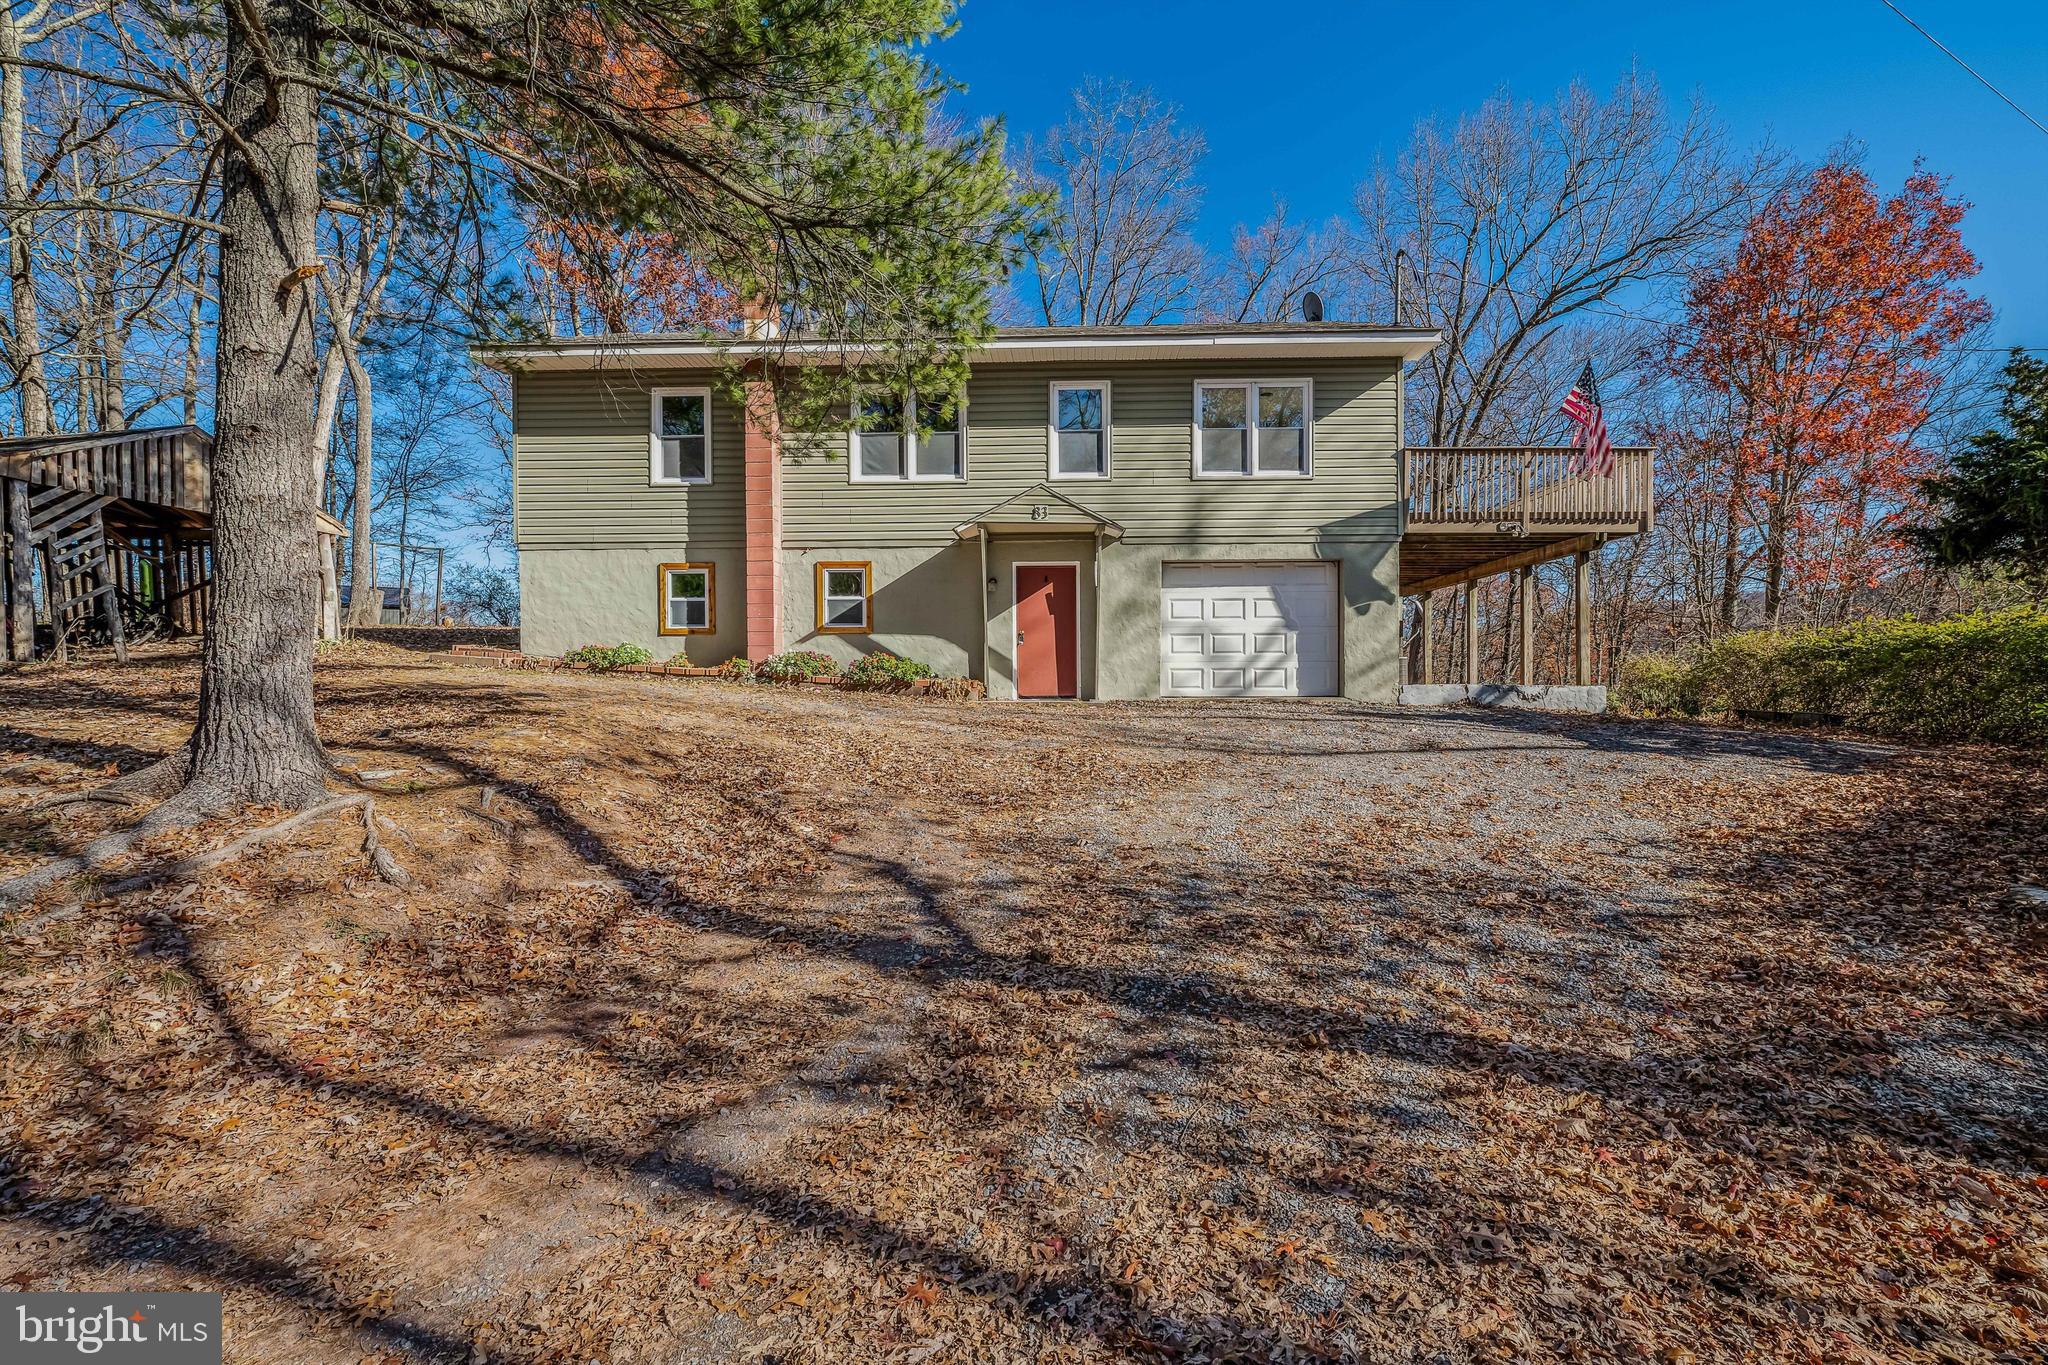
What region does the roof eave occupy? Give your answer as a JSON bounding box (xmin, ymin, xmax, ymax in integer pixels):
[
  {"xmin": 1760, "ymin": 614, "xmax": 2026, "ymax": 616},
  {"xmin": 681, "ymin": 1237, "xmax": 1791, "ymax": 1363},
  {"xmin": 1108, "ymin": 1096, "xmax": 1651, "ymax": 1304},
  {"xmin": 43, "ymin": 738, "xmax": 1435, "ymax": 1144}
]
[{"xmin": 472, "ymin": 328, "xmax": 1444, "ymax": 374}]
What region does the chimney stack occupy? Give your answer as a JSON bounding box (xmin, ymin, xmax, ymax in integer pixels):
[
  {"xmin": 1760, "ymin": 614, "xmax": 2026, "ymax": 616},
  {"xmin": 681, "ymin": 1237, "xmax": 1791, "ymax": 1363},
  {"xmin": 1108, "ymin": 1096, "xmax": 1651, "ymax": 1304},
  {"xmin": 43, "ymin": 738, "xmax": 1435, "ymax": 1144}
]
[{"xmin": 739, "ymin": 293, "xmax": 779, "ymax": 340}]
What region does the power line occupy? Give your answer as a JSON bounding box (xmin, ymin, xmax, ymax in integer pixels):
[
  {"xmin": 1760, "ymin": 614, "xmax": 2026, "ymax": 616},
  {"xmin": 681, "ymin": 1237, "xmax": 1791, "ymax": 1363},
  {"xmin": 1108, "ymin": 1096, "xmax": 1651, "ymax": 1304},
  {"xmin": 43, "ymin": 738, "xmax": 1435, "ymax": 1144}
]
[{"xmin": 1876, "ymin": 0, "xmax": 2048, "ymax": 141}]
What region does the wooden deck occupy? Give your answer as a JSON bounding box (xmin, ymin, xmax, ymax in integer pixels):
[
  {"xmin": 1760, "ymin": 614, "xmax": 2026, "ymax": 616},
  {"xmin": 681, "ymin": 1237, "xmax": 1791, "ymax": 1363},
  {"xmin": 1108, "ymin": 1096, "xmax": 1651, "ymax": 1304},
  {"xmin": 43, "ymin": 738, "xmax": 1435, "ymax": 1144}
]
[
  {"xmin": 1401, "ymin": 446, "xmax": 1653, "ymax": 594},
  {"xmin": 0, "ymin": 425, "xmax": 212, "ymax": 526},
  {"xmin": 1, "ymin": 426, "xmax": 217, "ymax": 661}
]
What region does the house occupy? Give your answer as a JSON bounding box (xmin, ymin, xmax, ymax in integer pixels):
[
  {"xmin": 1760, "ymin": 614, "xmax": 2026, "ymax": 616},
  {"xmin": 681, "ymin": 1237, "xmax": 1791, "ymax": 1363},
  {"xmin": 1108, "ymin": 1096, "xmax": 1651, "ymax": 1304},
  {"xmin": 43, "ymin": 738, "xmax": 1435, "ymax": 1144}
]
[
  {"xmin": 338, "ymin": 583, "xmax": 407, "ymax": 626},
  {"xmin": 476, "ymin": 322, "xmax": 1652, "ymax": 702}
]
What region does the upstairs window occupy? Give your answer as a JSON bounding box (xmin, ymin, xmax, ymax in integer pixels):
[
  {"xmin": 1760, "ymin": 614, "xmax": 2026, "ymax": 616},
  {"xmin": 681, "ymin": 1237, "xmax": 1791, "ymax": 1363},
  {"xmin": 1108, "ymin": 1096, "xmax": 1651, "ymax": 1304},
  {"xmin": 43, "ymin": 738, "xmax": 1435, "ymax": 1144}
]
[
  {"xmin": 852, "ymin": 391, "xmax": 964, "ymax": 481},
  {"xmin": 1050, "ymin": 382, "xmax": 1110, "ymax": 479},
  {"xmin": 659, "ymin": 563, "xmax": 713, "ymax": 635},
  {"xmin": 650, "ymin": 389, "xmax": 711, "ymax": 485},
  {"xmin": 1194, "ymin": 380, "xmax": 1312, "ymax": 478}
]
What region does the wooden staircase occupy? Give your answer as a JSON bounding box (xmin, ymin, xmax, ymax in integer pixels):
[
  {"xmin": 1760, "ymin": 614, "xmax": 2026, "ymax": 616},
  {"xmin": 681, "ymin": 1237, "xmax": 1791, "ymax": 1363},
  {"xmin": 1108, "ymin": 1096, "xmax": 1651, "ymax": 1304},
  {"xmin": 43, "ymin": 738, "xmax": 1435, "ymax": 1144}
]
[{"xmin": 27, "ymin": 483, "xmax": 125, "ymax": 662}]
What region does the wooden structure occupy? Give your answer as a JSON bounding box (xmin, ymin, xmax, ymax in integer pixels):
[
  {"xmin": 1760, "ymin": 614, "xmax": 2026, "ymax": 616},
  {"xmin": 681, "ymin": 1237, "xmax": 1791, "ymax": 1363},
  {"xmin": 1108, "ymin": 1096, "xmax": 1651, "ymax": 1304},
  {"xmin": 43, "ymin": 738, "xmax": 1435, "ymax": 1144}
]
[
  {"xmin": 1401, "ymin": 445, "xmax": 1654, "ymax": 687},
  {"xmin": 1, "ymin": 425, "xmax": 344, "ymax": 663}
]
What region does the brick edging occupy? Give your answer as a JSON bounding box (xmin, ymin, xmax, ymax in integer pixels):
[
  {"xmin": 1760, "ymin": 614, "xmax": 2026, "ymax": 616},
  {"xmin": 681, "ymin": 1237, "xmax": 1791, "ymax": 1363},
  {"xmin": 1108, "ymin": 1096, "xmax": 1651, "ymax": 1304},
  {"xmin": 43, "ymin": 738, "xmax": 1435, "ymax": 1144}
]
[{"xmin": 437, "ymin": 645, "xmax": 984, "ymax": 697}]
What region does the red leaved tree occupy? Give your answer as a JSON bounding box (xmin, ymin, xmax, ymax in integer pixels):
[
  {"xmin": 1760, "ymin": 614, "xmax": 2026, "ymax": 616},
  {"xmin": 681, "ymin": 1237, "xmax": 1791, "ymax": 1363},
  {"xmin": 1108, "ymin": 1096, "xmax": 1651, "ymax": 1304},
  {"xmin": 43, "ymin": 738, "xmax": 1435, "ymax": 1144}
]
[
  {"xmin": 527, "ymin": 223, "xmax": 733, "ymax": 334},
  {"xmin": 1671, "ymin": 162, "xmax": 1989, "ymax": 624},
  {"xmin": 518, "ymin": 16, "xmax": 734, "ymax": 334}
]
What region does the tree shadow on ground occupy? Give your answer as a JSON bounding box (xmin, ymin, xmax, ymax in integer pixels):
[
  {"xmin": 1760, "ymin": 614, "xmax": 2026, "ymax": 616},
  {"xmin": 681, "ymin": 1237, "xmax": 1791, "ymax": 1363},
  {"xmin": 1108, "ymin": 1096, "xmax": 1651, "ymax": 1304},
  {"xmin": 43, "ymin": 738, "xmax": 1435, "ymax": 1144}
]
[{"xmin": 2, "ymin": 665, "xmax": 2040, "ymax": 1363}]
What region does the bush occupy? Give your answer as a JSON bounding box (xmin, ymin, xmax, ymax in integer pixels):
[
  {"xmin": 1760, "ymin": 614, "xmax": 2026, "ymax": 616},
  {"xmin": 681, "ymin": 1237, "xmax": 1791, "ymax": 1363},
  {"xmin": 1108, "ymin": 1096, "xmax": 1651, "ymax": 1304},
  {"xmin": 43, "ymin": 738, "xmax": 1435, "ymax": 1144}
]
[
  {"xmin": 840, "ymin": 651, "xmax": 936, "ymax": 691},
  {"xmin": 755, "ymin": 649, "xmax": 840, "ymax": 683},
  {"xmin": 1614, "ymin": 608, "xmax": 2048, "ymax": 744},
  {"xmin": 1614, "ymin": 652, "xmax": 1703, "ymax": 717},
  {"xmin": 562, "ymin": 642, "xmax": 652, "ymax": 672},
  {"xmin": 716, "ymin": 657, "xmax": 756, "ymax": 682}
]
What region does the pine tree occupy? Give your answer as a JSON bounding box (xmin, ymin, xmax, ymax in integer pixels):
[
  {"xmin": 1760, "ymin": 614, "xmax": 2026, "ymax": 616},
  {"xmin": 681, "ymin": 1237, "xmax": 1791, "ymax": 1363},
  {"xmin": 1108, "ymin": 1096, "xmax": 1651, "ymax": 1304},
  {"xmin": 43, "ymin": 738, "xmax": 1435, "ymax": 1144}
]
[{"xmin": 1914, "ymin": 351, "xmax": 2048, "ymax": 590}]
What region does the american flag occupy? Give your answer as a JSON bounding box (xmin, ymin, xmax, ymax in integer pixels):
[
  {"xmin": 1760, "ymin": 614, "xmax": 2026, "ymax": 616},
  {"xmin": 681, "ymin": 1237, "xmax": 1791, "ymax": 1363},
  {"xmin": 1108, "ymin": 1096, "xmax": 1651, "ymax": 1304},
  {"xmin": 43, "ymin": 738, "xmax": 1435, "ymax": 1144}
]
[{"xmin": 1560, "ymin": 362, "xmax": 1613, "ymax": 479}]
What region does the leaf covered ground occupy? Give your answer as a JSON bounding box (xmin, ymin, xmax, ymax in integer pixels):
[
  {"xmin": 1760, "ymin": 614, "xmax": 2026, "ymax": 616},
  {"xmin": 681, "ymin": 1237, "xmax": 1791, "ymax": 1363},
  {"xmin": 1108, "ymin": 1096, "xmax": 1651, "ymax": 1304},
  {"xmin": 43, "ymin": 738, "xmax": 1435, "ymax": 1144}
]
[{"xmin": 0, "ymin": 642, "xmax": 2043, "ymax": 1363}]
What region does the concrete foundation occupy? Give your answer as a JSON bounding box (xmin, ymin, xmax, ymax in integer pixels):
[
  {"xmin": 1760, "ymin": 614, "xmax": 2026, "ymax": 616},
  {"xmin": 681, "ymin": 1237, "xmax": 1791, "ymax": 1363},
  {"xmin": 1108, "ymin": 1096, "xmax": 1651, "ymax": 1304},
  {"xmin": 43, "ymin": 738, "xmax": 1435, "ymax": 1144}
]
[{"xmin": 1400, "ymin": 683, "xmax": 1609, "ymax": 713}]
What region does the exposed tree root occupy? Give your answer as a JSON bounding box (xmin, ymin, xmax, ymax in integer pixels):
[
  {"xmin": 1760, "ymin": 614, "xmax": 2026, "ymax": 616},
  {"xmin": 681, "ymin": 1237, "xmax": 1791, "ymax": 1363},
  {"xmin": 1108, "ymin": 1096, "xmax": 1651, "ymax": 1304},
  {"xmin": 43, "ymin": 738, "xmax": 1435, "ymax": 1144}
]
[
  {"xmin": 0, "ymin": 790, "xmax": 413, "ymax": 908},
  {"xmin": 32, "ymin": 790, "xmax": 144, "ymax": 812},
  {"xmin": 0, "ymin": 792, "xmax": 210, "ymax": 908},
  {"xmin": 102, "ymin": 793, "xmax": 414, "ymax": 896},
  {"xmin": 29, "ymin": 748, "xmax": 193, "ymax": 815}
]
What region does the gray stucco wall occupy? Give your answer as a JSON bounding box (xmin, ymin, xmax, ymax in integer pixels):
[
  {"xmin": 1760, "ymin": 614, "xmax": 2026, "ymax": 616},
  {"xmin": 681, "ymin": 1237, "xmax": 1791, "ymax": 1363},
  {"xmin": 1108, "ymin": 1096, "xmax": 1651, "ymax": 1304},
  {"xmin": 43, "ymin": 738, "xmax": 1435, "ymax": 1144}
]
[
  {"xmin": 520, "ymin": 546, "xmax": 747, "ymax": 664},
  {"xmin": 778, "ymin": 544, "xmax": 982, "ymax": 676},
  {"xmin": 515, "ymin": 536, "xmax": 1399, "ymax": 701},
  {"xmin": 769, "ymin": 535, "xmax": 1396, "ymax": 702}
]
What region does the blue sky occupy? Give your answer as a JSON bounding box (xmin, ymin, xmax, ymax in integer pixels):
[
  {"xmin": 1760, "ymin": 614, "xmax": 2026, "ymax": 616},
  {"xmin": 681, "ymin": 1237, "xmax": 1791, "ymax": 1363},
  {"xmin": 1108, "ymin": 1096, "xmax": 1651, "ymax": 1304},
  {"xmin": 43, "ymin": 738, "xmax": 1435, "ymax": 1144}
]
[{"xmin": 938, "ymin": 0, "xmax": 2048, "ymax": 346}]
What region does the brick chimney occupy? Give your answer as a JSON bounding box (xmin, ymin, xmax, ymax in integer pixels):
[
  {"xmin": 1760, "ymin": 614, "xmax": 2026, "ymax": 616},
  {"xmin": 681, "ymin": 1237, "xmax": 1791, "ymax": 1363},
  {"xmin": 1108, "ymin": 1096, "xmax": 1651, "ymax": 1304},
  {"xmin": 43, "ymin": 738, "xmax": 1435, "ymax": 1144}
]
[{"xmin": 739, "ymin": 297, "xmax": 782, "ymax": 659}]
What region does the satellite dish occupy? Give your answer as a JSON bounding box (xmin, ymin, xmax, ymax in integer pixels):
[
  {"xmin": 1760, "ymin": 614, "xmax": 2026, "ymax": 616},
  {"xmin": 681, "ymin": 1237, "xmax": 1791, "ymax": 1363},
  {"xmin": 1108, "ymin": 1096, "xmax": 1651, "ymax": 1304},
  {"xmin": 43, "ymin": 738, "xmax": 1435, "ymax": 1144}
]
[{"xmin": 1301, "ymin": 290, "xmax": 1325, "ymax": 323}]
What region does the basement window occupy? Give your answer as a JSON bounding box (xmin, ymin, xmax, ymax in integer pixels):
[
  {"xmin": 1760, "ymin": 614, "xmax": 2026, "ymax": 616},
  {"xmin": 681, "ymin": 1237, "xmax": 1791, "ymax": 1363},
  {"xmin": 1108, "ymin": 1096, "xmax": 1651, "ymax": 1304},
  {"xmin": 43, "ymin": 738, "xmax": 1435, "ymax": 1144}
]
[
  {"xmin": 816, "ymin": 561, "xmax": 872, "ymax": 632},
  {"xmin": 660, "ymin": 563, "xmax": 713, "ymax": 635}
]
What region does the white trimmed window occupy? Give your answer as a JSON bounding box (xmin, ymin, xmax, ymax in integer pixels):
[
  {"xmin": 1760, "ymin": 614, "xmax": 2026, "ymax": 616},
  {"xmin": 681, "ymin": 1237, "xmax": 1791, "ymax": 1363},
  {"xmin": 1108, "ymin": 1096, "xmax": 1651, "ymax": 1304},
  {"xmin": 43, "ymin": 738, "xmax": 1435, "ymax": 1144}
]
[
  {"xmin": 1194, "ymin": 380, "xmax": 1312, "ymax": 478},
  {"xmin": 660, "ymin": 563, "xmax": 713, "ymax": 635},
  {"xmin": 851, "ymin": 391, "xmax": 963, "ymax": 481},
  {"xmin": 1049, "ymin": 382, "xmax": 1110, "ymax": 479},
  {"xmin": 817, "ymin": 561, "xmax": 872, "ymax": 632},
  {"xmin": 650, "ymin": 388, "xmax": 711, "ymax": 485}
]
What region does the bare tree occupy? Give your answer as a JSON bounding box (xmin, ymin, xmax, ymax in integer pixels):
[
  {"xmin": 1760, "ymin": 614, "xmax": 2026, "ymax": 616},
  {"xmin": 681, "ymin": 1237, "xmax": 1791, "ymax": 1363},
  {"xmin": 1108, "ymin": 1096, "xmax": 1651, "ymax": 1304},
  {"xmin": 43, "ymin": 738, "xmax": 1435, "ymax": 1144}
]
[
  {"xmin": 1017, "ymin": 80, "xmax": 1207, "ymax": 326},
  {"xmin": 0, "ymin": 1, "xmax": 98, "ymax": 434},
  {"xmin": 1200, "ymin": 200, "xmax": 1345, "ymax": 323},
  {"xmin": 1349, "ymin": 73, "xmax": 1773, "ymax": 447}
]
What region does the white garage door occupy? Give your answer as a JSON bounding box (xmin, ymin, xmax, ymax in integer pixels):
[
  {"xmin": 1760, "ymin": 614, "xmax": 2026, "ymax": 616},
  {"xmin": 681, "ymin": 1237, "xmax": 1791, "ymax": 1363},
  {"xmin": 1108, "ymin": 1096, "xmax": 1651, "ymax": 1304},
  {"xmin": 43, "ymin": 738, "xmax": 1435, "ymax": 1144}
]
[{"xmin": 1160, "ymin": 562, "xmax": 1339, "ymax": 697}]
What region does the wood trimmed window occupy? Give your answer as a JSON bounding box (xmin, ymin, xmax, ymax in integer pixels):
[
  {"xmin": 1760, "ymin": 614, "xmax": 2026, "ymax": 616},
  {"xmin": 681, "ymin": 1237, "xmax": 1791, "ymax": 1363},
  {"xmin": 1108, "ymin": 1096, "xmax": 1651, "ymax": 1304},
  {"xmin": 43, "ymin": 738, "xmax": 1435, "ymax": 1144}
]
[
  {"xmin": 1192, "ymin": 379, "xmax": 1313, "ymax": 478},
  {"xmin": 1049, "ymin": 381, "xmax": 1111, "ymax": 480},
  {"xmin": 850, "ymin": 391, "xmax": 964, "ymax": 481},
  {"xmin": 815, "ymin": 561, "xmax": 872, "ymax": 633},
  {"xmin": 649, "ymin": 388, "xmax": 712, "ymax": 485},
  {"xmin": 659, "ymin": 562, "xmax": 714, "ymax": 635}
]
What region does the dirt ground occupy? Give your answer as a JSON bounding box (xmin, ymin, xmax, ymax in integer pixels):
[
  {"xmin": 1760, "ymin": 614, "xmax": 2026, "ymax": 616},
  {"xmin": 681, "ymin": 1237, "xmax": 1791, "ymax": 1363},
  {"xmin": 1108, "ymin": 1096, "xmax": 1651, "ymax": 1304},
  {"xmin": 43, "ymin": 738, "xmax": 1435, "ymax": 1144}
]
[{"xmin": 0, "ymin": 641, "xmax": 2043, "ymax": 1364}]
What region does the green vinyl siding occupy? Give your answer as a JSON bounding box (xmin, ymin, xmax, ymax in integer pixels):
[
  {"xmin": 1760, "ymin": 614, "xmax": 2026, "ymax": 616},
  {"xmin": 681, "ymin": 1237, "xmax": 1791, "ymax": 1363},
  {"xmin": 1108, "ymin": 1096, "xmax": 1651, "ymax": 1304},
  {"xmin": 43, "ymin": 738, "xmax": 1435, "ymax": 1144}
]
[
  {"xmin": 781, "ymin": 356, "xmax": 1399, "ymax": 547},
  {"xmin": 513, "ymin": 368, "xmax": 746, "ymax": 549}
]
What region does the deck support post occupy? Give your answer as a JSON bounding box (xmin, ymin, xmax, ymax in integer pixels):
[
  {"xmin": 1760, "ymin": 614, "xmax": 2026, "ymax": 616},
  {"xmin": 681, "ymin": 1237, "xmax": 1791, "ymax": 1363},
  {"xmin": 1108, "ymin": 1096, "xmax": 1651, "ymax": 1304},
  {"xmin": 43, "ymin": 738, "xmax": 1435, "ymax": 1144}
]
[
  {"xmin": 160, "ymin": 524, "xmax": 185, "ymax": 634},
  {"xmin": 318, "ymin": 531, "xmax": 341, "ymax": 641},
  {"xmin": 5, "ymin": 478, "xmax": 32, "ymax": 661},
  {"xmin": 1417, "ymin": 591, "xmax": 1434, "ymax": 684},
  {"xmin": 42, "ymin": 542, "xmax": 65, "ymax": 664},
  {"xmin": 1462, "ymin": 579, "xmax": 1478, "ymax": 685},
  {"xmin": 1573, "ymin": 550, "xmax": 1592, "ymax": 687},
  {"xmin": 1516, "ymin": 566, "xmax": 1534, "ymax": 686},
  {"xmin": 93, "ymin": 510, "xmax": 127, "ymax": 664}
]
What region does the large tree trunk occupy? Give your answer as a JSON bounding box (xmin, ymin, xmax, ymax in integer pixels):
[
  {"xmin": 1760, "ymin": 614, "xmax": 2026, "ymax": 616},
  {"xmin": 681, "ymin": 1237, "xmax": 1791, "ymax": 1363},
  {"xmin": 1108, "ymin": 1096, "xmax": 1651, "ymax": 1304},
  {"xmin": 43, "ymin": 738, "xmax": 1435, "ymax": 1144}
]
[
  {"xmin": 185, "ymin": 0, "xmax": 329, "ymax": 811},
  {"xmin": 1, "ymin": 13, "xmax": 53, "ymax": 437},
  {"xmin": 343, "ymin": 346, "xmax": 379, "ymax": 626}
]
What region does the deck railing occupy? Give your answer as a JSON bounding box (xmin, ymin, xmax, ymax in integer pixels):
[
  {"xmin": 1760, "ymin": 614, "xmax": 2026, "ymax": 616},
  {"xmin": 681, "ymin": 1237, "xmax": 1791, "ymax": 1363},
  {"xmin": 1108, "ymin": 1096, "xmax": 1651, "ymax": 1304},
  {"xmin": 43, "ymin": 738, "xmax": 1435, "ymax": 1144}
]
[{"xmin": 1405, "ymin": 446, "xmax": 1653, "ymax": 534}]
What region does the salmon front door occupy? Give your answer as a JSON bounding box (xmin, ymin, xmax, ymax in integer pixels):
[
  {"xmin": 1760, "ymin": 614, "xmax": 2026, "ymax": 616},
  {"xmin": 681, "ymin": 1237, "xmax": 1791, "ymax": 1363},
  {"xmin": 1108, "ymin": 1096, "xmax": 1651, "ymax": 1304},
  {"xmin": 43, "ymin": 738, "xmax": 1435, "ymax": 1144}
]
[{"xmin": 1014, "ymin": 563, "xmax": 1078, "ymax": 698}]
